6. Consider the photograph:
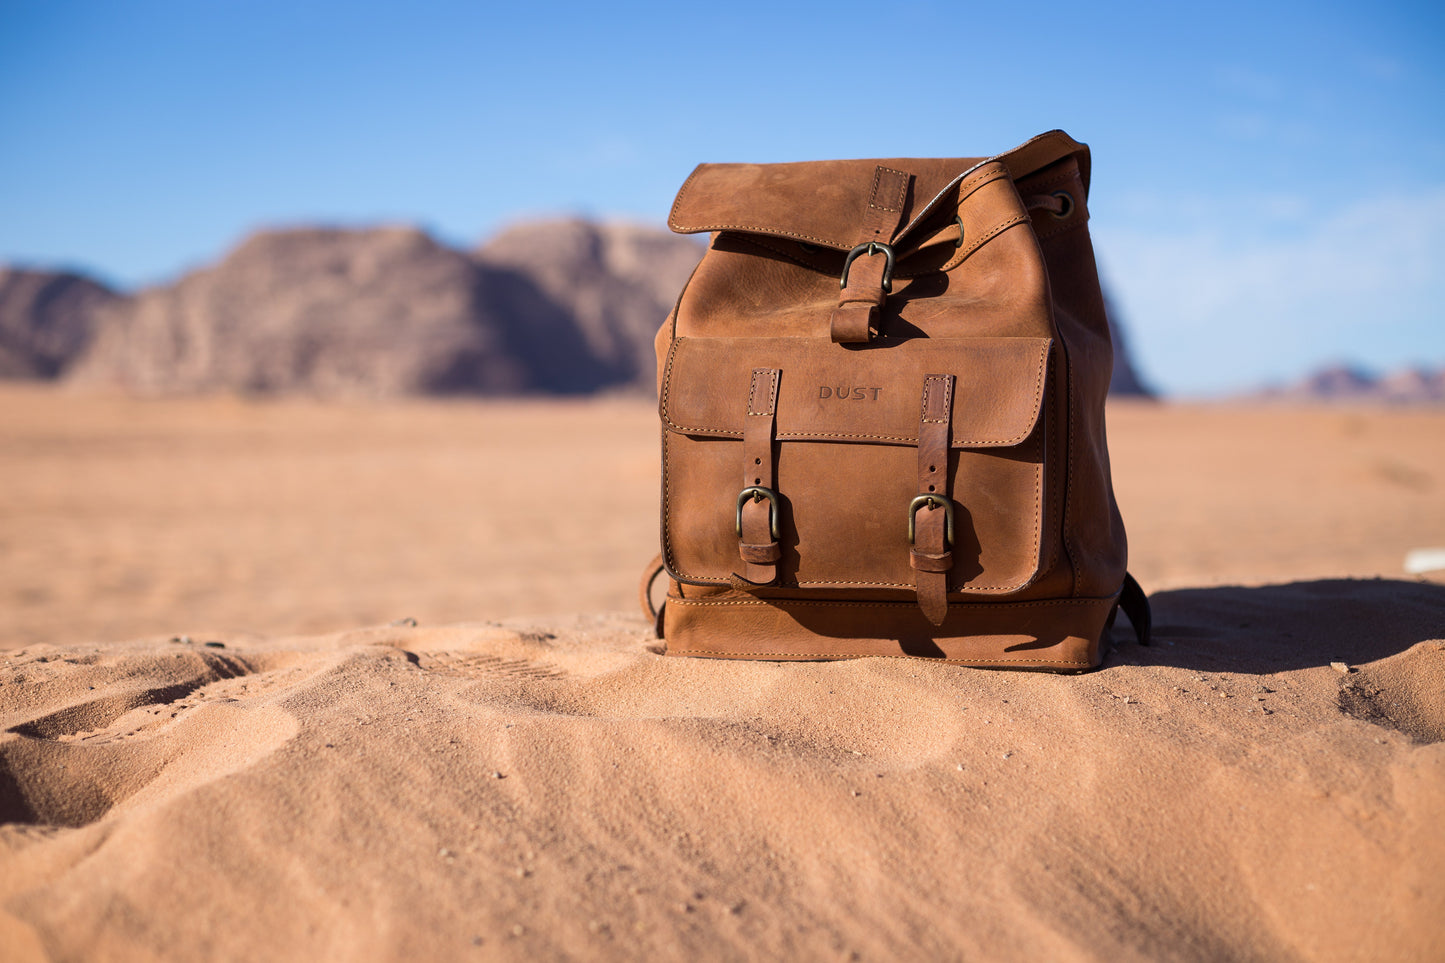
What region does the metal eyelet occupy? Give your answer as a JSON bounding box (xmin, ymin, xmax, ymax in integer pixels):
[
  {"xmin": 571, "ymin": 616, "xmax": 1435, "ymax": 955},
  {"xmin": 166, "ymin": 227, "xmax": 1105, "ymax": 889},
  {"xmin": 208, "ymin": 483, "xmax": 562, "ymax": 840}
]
[
  {"xmin": 954, "ymin": 215, "xmax": 965, "ymax": 247},
  {"xmin": 1051, "ymin": 191, "xmax": 1074, "ymax": 220}
]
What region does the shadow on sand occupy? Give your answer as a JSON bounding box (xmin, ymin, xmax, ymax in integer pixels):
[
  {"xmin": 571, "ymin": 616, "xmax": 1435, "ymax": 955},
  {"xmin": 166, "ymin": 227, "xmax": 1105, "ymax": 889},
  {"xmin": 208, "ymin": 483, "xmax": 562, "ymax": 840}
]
[{"xmin": 1114, "ymin": 578, "xmax": 1445, "ymax": 675}]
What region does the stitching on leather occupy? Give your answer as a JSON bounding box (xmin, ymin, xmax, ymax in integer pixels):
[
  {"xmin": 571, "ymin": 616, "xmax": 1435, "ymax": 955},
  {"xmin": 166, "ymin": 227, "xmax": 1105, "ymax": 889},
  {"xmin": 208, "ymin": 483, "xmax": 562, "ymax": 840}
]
[
  {"xmin": 741, "ymin": 234, "xmax": 839, "ymax": 269},
  {"xmin": 668, "ymin": 650, "xmax": 1093, "ymax": 666},
  {"xmin": 920, "ymin": 374, "xmax": 952, "ymax": 425},
  {"xmin": 747, "ymin": 368, "xmax": 778, "ymax": 416},
  {"xmin": 952, "ymin": 462, "xmax": 1043, "ymax": 592},
  {"xmin": 1059, "ymin": 337, "xmax": 1079, "ymax": 594},
  {"xmin": 667, "ymin": 165, "xmax": 705, "ymax": 232},
  {"xmin": 659, "ymin": 337, "xmax": 680, "ymax": 418},
  {"xmin": 673, "ymin": 163, "xmax": 1011, "ymax": 250},
  {"xmin": 973, "ymin": 426, "xmax": 1044, "ymax": 590},
  {"xmin": 678, "ymin": 173, "xmax": 1028, "ymax": 280},
  {"xmin": 896, "ymin": 162, "xmax": 1003, "ymax": 240},
  {"xmin": 958, "ymin": 164, "xmax": 1007, "ymax": 199},
  {"xmin": 662, "ymin": 422, "xmax": 676, "ymax": 574},
  {"xmin": 1018, "ymin": 167, "xmax": 1080, "ymax": 193},
  {"xmin": 695, "ymin": 425, "xmax": 1045, "ymax": 593},
  {"xmin": 1039, "ymin": 375, "xmax": 1061, "ymax": 578},
  {"xmin": 1036, "ymin": 349, "xmax": 1073, "ymax": 590},
  {"xmin": 668, "ymin": 595, "xmax": 1114, "ymax": 609},
  {"xmin": 661, "ymin": 342, "xmax": 1050, "ymax": 589},
  {"xmin": 660, "ymin": 343, "xmax": 680, "ymax": 576},
  {"xmin": 870, "ymin": 166, "xmax": 909, "ymax": 213},
  {"xmin": 938, "ymin": 213, "xmax": 1028, "ymax": 273},
  {"xmin": 1034, "ymin": 218, "xmax": 1089, "ymax": 241},
  {"xmin": 675, "ymin": 221, "xmax": 844, "ymax": 248},
  {"xmin": 666, "ymin": 427, "xmax": 1035, "ymax": 446},
  {"xmin": 943, "ymin": 164, "xmax": 1008, "ymax": 214},
  {"xmin": 664, "ymin": 571, "xmax": 1037, "ymax": 591},
  {"xmin": 668, "ymin": 165, "xmax": 849, "ymax": 246},
  {"xmin": 662, "ymin": 342, "xmax": 1048, "ymax": 446}
]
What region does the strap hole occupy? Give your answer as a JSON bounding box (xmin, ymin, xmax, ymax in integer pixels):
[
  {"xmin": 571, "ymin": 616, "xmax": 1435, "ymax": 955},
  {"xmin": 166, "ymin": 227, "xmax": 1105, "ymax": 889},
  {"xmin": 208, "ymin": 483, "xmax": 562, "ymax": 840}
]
[
  {"xmin": 754, "ymin": 458, "xmax": 761, "ymax": 465},
  {"xmin": 754, "ymin": 477, "xmax": 761, "ymax": 485},
  {"xmin": 1051, "ymin": 191, "xmax": 1074, "ymax": 219},
  {"xmin": 928, "ymin": 484, "xmax": 936, "ymax": 492},
  {"xmin": 928, "ymin": 465, "xmax": 935, "ymax": 472}
]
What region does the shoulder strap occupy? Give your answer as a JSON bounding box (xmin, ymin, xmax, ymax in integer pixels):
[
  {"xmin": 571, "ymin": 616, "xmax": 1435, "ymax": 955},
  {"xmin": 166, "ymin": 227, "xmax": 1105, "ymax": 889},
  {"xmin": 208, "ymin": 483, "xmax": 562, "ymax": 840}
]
[{"xmin": 895, "ymin": 130, "xmax": 1091, "ymax": 244}]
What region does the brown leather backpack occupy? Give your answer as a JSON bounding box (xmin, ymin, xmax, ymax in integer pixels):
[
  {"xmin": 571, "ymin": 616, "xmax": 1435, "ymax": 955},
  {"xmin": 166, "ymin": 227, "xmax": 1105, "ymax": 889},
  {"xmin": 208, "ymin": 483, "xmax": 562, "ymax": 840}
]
[{"xmin": 640, "ymin": 130, "xmax": 1149, "ymax": 670}]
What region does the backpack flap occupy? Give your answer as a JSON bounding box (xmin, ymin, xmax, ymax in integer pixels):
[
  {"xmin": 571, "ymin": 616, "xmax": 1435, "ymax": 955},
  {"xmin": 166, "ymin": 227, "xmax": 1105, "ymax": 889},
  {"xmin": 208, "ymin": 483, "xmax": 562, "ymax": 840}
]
[
  {"xmin": 668, "ymin": 157, "xmax": 1061, "ymax": 350},
  {"xmin": 667, "ymin": 130, "xmax": 1089, "ymax": 251},
  {"xmin": 669, "ymin": 156, "xmax": 986, "ymax": 251},
  {"xmin": 659, "ymin": 335, "xmax": 1051, "ymax": 600}
]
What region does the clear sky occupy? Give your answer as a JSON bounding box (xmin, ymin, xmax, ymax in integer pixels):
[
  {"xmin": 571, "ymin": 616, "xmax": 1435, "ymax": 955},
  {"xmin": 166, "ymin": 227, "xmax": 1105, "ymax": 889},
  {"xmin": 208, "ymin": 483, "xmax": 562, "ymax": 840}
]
[{"xmin": 2, "ymin": 0, "xmax": 1441, "ymax": 395}]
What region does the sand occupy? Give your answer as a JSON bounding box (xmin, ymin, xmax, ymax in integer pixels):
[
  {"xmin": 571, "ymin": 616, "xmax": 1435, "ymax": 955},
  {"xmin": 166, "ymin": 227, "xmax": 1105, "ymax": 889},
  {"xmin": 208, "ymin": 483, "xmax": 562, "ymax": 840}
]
[{"xmin": 1, "ymin": 385, "xmax": 1442, "ymax": 961}]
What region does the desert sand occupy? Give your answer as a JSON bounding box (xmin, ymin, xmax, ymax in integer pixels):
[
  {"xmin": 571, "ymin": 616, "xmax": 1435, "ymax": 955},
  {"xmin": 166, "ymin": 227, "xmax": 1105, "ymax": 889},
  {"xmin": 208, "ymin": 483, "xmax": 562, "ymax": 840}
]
[{"xmin": 1, "ymin": 384, "xmax": 1442, "ymax": 961}]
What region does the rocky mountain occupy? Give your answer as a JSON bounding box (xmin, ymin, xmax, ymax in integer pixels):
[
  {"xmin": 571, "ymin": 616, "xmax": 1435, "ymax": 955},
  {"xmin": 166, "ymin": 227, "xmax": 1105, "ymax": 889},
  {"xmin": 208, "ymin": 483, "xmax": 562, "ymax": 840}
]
[
  {"xmin": 64, "ymin": 226, "xmax": 661, "ymax": 397},
  {"xmin": 1252, "ymin": 364, "xmax": 1445, "ymax": 404},
  {"xmin": 6, "ymin": 219, "xmax": 1157, "ymax": 398},
  {"xmin": 61, "ymin": 222, "xmax": 695, "ymax": 397},
  {"xmin": 1100, "ymin": 291, "xmax": 1151, "ymax": 397},
  {"xmin": 476, "ymin": 220, "xmax": 704, "ymax": 391},
  {"xmin": 67, "ymin": 228, "xmax": 532, "ymax": 396},
  {"xmin": 0, "ymin": 267, "xmax": 117, "ymax": 378}
]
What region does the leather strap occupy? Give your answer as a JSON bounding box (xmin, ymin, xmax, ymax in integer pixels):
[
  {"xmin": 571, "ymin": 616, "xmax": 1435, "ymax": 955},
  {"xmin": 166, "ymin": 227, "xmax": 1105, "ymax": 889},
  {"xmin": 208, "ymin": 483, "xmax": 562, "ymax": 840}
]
[
  {"xmin": 911, "ymin": 373, "xmax": 954, "ymax": 625},
  {"xmin": 639, "ymin": 553, "xmax": 667, "ymax": 638},
  {"xmin": 893, "ymin": 131, "xmax": 1090, "ymax": 247},
  {"xmin": 830, "ymin": 166, "xmax": 910, "ymax": 343},
  {"xmin": 735, "ymin": 367, "xmax": 782, "ymax": 586}
]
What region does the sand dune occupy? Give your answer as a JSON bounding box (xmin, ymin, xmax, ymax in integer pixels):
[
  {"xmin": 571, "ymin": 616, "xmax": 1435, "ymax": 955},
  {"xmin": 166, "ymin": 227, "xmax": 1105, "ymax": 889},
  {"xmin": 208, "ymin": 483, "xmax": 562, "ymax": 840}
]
[{"xmin": 1, "ymin": 387, "xmax": 1442, "ymax": 961}]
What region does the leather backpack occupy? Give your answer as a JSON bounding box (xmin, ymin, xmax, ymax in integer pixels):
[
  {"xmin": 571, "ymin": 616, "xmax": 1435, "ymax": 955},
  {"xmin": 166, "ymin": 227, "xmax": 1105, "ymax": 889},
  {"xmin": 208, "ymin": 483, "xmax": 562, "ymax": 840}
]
[{"xmin": 640, "ymin": 130, "xmax": 1149, "ymax": 670}]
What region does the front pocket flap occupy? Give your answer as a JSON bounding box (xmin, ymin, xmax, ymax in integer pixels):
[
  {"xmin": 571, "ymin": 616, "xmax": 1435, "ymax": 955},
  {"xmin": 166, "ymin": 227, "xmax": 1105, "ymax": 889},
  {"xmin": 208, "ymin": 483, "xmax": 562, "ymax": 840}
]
[{"xmin": 661, "ymin": 337, "xmax": 1051, "ymax": 448}]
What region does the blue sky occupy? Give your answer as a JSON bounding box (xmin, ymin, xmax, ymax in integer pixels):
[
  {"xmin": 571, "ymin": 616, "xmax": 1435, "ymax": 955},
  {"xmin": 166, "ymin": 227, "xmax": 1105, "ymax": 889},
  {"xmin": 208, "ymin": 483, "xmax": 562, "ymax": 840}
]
[{"xmin": 1, "ymin": 0, "xmax": 1441, "ymax": 395}]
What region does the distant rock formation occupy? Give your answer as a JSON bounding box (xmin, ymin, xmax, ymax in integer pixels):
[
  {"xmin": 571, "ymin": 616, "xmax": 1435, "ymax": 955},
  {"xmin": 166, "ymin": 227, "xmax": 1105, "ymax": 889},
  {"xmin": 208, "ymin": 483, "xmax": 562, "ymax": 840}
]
[
  {"xmin": 68, "ymin": 227, "xmax": 542, "ymax": 396},
  {"xmin": 479, "ymin": 219, "xmax": 1154, "ymax": 397},
  {"xmin": 1100, "ymin": 291, "xmax": 1152, "ymax": 397},
  {"xmin": 477, "ymin": 219, "xmax": 704, "ymax": 391},
  {"xmin": 5, "ymin": 219, "xmax": 1159, "ymax": 398},
  {"xmin": 1252, "ymin": 364, "xmax": 1445, "ymax": 404},
  {"xmin": 0, "ymin": 268, "xmax": 117, "ymax": 378}
]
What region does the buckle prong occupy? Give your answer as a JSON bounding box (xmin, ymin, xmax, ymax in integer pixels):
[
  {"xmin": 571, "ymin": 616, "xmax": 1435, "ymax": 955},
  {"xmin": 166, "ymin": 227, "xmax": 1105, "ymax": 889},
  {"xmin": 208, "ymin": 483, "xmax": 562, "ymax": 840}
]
[
  {"xmin": 840, "ymin": 241, "xmax": 896, "ymax": 294},
  {"xmin": 736, "ymin": 486, "xmax": 781, "ymax": 539},
  {"xmin": 907, "ymin": 494, "xmax": 954, "ymax": 546}
]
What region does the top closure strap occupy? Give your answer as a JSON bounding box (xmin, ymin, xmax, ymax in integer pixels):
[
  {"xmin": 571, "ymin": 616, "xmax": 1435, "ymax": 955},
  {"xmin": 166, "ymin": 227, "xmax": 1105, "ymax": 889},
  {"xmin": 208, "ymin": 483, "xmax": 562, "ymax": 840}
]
[{"xmin": 830, "ymin": 166, "xmax": 911, "ymax": 344}]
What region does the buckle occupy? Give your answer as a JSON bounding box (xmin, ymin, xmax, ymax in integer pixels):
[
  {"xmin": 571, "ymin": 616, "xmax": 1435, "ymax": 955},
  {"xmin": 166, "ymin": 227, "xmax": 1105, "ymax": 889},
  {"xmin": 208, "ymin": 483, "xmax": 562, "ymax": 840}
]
[
  {"xmin": 907, "ymin": 494, "xmax": 954, "ymax": 546},
  {"xmin": 840, "ymin": 241, "xmax": 895, "ymax": 294},
  {"xmin": 736, "ymin": 486, "xmax": 781, "ymax": 539}
]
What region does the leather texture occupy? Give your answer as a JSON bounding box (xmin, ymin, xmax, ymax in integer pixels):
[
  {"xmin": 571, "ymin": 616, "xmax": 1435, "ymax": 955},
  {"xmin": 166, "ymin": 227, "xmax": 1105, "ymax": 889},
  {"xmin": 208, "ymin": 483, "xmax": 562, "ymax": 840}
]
[{"xmin": 650, "ymin": 130, "xmax": 1137, "ymax": 671}]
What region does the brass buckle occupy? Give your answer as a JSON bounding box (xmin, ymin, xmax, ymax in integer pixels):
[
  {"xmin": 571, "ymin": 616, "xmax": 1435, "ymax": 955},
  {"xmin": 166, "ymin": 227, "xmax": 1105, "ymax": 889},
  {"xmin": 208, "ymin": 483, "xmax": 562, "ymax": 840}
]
[
  {"xmin": 840, "ymin": 241, "xmax": 895, "ymax": 294},
  {"xmin": 907, "ymin": 494, "xmax": 954, "ymax": 546},
  {"xmin": 736, "ymin": 486, "xmax": 781, "ymax": 539}
]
